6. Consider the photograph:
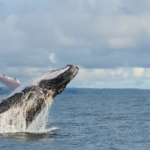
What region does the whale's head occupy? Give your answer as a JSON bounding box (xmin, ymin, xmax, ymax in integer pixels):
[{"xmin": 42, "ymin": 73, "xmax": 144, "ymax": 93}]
[
  {"xmin": 8, "ymin": 64, "xmax": 79, "ymax": 99},
  {"xmin": 38, "ymin": 64, "xmax": 79, "ymax": 98}
]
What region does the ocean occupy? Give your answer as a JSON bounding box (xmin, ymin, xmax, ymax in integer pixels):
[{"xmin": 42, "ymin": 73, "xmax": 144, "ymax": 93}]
[{"xmin": 0, "ymin": 88, "xmax": 150, "ymax": 150}]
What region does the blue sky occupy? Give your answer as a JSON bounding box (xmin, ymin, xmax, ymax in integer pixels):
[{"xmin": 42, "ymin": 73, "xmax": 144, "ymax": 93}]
[{"xmin": 0, "ymin": 0, "xmax": 150, "ymax": 89}]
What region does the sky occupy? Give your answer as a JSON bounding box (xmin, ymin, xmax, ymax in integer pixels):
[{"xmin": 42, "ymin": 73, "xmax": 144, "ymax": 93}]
[{"xmin": 0, "ymin": 0, "xmax": 150, "ymax": 89}]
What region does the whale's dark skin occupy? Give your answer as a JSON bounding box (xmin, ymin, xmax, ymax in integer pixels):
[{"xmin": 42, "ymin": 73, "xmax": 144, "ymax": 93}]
[{"xmin": 0, "ymin": 65, "xmax": 79, "ymax": 128}]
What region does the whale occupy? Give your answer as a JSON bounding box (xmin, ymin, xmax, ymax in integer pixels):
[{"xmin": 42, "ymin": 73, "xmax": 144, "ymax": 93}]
[{"xmin": 0, "ymin": 64, "xmax": 79, "ymax": 129}]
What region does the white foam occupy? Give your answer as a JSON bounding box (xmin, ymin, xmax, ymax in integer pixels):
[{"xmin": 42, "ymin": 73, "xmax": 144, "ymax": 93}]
[
  {"xmin": 25, "ymin": 127, "xmax": 58, "ymax": 134},
  {"xmin": 0, "ymin": 99, "xmax": 53, "ymax": 133}
]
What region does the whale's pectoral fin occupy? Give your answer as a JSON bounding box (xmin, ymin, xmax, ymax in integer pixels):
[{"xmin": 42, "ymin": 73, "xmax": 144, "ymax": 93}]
[{"xmin": 0, "ymin": 74, "xmax": 21, "ymax": 90}]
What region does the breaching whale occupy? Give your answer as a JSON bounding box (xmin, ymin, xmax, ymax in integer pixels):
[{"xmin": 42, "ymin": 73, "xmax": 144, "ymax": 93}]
[{"xmin": 0, "ymin": 65, "xmax": 79, "ymax": 129}]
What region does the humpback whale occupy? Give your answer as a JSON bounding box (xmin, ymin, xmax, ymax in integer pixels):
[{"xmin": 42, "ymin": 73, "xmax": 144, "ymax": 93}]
[{"xmin": 0, "ymin": 65, "xmax": 79, "ymax": 129}]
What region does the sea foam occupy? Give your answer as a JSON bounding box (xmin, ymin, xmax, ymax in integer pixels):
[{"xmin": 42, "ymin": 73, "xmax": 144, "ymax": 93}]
[{"xmin": 0, "ymin": 100, "xmax": 52, "ymax": 133}]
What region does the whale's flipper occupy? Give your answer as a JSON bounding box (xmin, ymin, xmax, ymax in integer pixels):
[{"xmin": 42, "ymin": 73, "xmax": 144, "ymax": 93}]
[{"xmin": 0, "ymin": 74, "xmax": 21, "ymax": 90}]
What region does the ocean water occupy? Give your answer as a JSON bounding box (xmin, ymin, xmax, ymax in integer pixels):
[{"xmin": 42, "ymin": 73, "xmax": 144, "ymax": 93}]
[{"xmin": 0, "ymin": 88, "xmax": 150, "ymax": 150}]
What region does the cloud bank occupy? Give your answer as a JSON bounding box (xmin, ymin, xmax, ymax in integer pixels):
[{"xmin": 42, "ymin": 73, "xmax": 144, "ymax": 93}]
[{"xmin": 0, "ymin": 0, "xmax": 150, "ymax": 88}]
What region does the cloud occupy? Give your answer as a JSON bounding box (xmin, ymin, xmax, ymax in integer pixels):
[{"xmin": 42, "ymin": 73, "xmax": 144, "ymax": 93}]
[
  {"xmin": 133, "ymin": 68, "xmax": 144, "ymax": 77},
  {"xmin": 70, "ymin": 67, "xmax": 150, "ymax": 88},
  {"xmin": 1, "ymin": 2, "xmax": 150, "ymax": 69},
  {"xmin": 108, "ymin": 38, "xmax": 135, "ymax": 49},
  {"xmin": 0, "ymin": 0, "xmax": 150, "ymax": 88},
  {"xmin": 49, "ymin": 53, "xmax": 56, "ymax": 64}
]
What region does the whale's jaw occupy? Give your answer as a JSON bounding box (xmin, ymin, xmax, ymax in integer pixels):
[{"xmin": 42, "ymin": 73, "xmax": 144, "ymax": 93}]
[{"xmin": 0, "ymin": 65, "xmax": 79, "ymax": 129}]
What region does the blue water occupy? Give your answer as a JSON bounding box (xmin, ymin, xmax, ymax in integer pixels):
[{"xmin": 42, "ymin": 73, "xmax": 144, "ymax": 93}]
[{"xmin": 0, "ymin": 88, "xmax": 150, "ymax": 150}]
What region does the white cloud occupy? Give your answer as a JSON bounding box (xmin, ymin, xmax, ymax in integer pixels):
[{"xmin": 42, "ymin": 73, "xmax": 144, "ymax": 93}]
[
  {"xmin": 76, "ymin": 67, "xmax": 130, "ymax": 82},
  {"xmin": 144, "ymin": 68, "xmax": 150, "ymax": 78},
  {"xmin": 0, "ymin": 14, "xmax": 24, "ymax": 50},
  {"xmin": 133, "ymin": 68, "xmax": 144, "ymax": 77},
  {"xmin": 55, "ymin": 28, "xmax": 74, "ymax": 46},
  {"xmin": 108, "ymin": 38, "xmax": 135, "ymax": 49},
  {"xmin": 69, "ymin": 67, "xmax": 150, "ymax": 88},
  {"xmin": 25, "ymin": 67, "xmax": 38, "ymax": 76},
  {"xmin": 49, "ymin": 53, "xmax": 56, "ymax": 64}
]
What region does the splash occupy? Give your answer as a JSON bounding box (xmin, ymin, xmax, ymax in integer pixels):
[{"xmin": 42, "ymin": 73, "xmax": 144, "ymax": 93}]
[{"xmin": 0, "ymin": 99, "xmax": 53, "ymax": 133}]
